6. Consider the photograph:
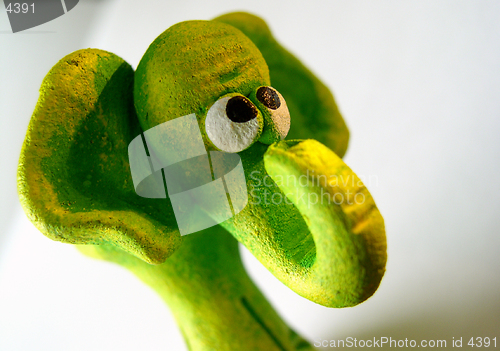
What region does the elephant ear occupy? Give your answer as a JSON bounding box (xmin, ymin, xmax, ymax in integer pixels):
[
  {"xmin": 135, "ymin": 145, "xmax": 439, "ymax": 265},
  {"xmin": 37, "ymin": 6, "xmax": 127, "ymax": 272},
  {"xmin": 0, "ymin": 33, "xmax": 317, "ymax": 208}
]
[
  {"xmin": 17, "ymin": 49, "xmax": 181, "ymax": 264},
  {"xmin": 213, "ymin": 12, "xmax": 350, "ymax": 158}
]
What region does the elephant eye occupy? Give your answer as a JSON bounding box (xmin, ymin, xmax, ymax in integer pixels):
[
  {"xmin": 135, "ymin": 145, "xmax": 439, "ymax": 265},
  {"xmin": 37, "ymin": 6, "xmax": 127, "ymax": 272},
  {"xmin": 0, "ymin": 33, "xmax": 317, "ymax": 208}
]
[
  {"xmin": 226, "ymin": 96, "xmax": 258, "ymax": 123},
  {"xmin": 256, "ymin": 86, "xmax": 281, "ymax": 110},
  {"xmin": 205, "ymin": 95, "xmax": 262, "ymax": 153},
  {"xmin": 256, "ymin": 86, "xmax": 290, "ymax": 140}
]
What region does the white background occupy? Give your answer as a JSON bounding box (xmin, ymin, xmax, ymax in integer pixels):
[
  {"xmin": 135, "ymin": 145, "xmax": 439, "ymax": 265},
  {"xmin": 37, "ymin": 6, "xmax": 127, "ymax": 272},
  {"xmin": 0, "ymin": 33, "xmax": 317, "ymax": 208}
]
[{"xmin": 1, "ymin": 1, "xmax": 499, "ymax": 350}]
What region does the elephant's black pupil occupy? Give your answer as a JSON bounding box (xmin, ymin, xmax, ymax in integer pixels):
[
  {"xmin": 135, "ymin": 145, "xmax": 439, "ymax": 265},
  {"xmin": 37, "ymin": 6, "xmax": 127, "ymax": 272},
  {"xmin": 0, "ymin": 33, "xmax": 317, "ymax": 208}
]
[
  {"xmin": 256, "ymin": 86, "xmax": 281, "ymax": 110},
  {"xmin": 226, "ymin": 96, "xmax": 258, "ymax": 123}
]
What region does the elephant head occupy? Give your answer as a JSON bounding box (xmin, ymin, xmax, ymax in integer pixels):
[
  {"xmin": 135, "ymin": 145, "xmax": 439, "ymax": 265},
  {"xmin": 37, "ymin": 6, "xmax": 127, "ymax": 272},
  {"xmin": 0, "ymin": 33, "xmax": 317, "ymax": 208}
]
[{"xmin": 18, "ymin": 12, "xmax": 386, "ymax": 351}]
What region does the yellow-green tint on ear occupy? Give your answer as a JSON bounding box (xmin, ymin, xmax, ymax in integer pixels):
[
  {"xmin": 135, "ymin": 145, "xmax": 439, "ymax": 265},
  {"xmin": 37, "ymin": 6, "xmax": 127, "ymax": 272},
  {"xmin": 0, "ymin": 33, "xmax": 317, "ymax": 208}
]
[
  {"xmin": 134, "ymin": 20, "xmax": 270, "ymax": 146},
  {"xmin": 17, "ymin": 49, "xmax": 182, "ymax": 264}
]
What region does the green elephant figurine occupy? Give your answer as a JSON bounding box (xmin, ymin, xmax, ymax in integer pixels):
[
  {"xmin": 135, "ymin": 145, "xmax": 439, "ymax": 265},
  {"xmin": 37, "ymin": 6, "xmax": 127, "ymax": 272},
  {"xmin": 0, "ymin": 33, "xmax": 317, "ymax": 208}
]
[{"xmin": 17, "ymin": 12, "xmax": 386, "ymax": 351}]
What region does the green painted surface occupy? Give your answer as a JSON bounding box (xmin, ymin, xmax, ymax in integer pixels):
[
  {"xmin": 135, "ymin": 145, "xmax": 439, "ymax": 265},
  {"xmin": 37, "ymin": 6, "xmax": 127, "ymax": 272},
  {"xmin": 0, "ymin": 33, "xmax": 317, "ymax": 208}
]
[
  {"xmin": 134, "ymin": 20, "xmax": 270, "ymax": 152},
  {"xmin": 214, "ymin": 12, "xmax": 350, "ymax": 157},
  {"xmin": 17, "ymin": 12, "xmax": 386, "ymax": 351},
  {"xmin": 78, "ymin": 227, "xmax": 312, "ymax": 350},
  {"xmin": 17, "ymin": 49, "xmax": 181, "ymax": 264}
]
